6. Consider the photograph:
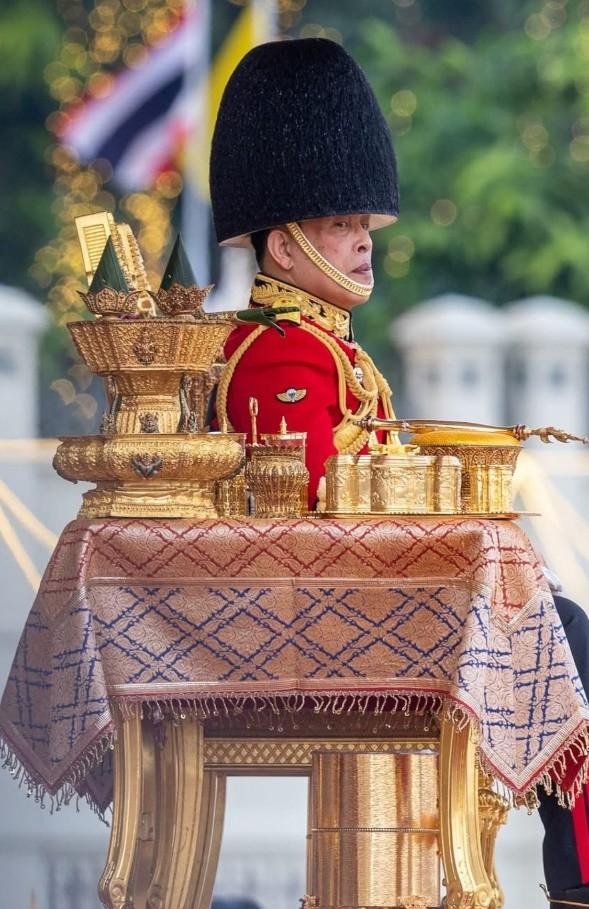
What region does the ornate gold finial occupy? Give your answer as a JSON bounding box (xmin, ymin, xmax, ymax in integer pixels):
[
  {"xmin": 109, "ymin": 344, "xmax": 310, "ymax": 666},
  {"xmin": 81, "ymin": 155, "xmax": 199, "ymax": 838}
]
[
  {"xmin": 249, "ymin": 397, "xmax": 259, "ymax": 445},
  {"xmin": 280, "ymin": 416, "xmax": 288, "ymax": 435},
  {"xmin": 153, "ymin": 235, "xmax": 214, "ymax": 318},
  {"xmin": 512, "ymin": 424, "xmax": 589, "ymax": 445}
]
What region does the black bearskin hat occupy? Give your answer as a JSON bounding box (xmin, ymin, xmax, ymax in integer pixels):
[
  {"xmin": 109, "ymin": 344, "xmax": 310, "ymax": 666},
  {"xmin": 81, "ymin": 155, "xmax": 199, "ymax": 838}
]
[{"xmin": 210, "ymin": 38, "xmax": 399, "ymax": 246}]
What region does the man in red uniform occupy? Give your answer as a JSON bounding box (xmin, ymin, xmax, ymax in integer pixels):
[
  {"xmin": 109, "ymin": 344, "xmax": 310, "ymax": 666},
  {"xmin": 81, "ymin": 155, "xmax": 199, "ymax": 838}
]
[
  {"xmin": 210, "ymin": 39, "xmax": 398, "ymax": 508},
  {"xmin": 210, "ymin": 36, "xmax": 589, "ymax": 909},
  {"xmin": 216, "ymin": 220, "xmax": 395, "ymax": 508}
]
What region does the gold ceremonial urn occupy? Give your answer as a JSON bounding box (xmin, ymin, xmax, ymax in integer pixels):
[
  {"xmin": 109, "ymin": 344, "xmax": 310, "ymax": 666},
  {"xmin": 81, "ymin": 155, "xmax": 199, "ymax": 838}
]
[{"xmin": 53, "ymin": 220, "xmax": 246, "ymax": 519}]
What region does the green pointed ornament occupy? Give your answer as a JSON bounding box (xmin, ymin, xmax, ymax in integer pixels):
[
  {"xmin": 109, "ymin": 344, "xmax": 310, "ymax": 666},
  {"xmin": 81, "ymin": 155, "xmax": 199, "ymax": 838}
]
[
  {"xmin": 89, "ymin": 237, "xmax": 129, "ymax": 293},
  {"xmin": 234, "ymin": 306, "xmax": 300, "ymax": 337},
  {"xmin": 160, "ymin": 235, "xmax": 197, "ymax": 290}
]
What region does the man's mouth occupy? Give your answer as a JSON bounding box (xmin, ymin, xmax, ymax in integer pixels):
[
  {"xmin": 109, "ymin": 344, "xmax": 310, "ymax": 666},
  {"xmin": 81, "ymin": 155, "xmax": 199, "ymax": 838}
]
[{"xmin": 351, "ymin": 263, "xmax": 373, "ymax": 277}]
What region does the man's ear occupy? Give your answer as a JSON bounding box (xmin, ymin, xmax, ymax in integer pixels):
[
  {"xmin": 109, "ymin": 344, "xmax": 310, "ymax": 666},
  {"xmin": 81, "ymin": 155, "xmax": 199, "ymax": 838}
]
[{"xmin": 266, "ymin": 227, "xmax": 294, "ymax": 271}]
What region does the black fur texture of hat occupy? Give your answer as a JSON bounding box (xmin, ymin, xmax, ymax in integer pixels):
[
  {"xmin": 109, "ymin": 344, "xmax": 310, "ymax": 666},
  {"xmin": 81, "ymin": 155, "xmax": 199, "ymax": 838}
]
[{"xmin": 210, "ymin": 38, "xmax": 399, "ymax": 246}]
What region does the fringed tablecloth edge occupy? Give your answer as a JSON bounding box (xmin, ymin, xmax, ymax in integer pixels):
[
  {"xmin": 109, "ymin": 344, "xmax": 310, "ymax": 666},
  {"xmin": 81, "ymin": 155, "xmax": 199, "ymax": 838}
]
[
  {"xmin": 0, "ymin": 717, "xmax": 115, "ymax": 819},
  {"xmin": 3, "ymin": 684, "xmax": 589, "ymax": 815}
]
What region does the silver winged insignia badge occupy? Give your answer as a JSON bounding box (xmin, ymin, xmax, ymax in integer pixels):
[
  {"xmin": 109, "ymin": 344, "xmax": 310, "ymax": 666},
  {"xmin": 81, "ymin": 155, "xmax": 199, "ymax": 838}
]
[{"xmin": 276, "ymin": 387, "xmax": 307, "ymax": 404}]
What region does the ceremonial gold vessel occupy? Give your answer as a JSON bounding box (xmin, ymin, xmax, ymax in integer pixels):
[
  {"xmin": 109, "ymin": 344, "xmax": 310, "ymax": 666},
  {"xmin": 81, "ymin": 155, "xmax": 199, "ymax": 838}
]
[
  {"xmin": 53, "ymin": 214, "xmax": 246, "ymax": 519},
  {"xmin": 414, "ymin": 430, "xmax": 520, "ymax": 514},
  {"xmin": 356, "ymin": 417, "xmax": 589, "ymax": 516},
  {"xmin": 325, "ymin": 451, "xmax": 461, "ymax": 515},
  {"xmin": 246, "ymin": 443, "xmax": 309, "ymax": 517},
  {"xmin": 55, "ymin": 431, "xmax": 244, "ymax": 518}
]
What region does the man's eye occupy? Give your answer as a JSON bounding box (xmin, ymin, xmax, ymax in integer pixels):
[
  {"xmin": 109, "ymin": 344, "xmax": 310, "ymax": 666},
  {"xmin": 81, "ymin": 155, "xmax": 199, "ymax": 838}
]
[{"xmin": 335, "ymin": 220, "xmax": 349, "ymax": 229}]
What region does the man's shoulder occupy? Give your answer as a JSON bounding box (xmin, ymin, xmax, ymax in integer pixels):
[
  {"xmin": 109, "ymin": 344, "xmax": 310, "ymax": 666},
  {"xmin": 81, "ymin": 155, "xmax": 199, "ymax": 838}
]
[{"xmin": 224, "ymin": 318, "xmax": 341, "ymax": 364}]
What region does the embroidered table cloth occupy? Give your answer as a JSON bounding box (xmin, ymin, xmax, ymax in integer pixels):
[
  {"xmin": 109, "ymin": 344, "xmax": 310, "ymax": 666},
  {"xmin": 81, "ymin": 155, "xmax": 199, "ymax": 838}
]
[{"xmin": 1, "ymin": 516, "xmax": 588, "ymax": 811}]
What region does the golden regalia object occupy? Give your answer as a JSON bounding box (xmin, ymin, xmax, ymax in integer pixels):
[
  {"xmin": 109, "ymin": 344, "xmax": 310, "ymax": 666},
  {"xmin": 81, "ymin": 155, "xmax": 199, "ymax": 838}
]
[
  {"xmin": 322, "ymin": 417, "xmax": 588, "ymax": 517},
  {"xmin": 54, "ymin": 218, "xmax": 248, "ymax": 519}
]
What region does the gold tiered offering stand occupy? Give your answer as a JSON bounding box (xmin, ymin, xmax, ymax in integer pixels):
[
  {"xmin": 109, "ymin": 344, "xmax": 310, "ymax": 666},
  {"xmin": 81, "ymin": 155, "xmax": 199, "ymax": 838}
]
[
  {"xmin": 53, "ymin": 225, "xmax": 245, "ymax": 519},
  {"xmin": 54, "ymin": 316, "xmax": 244, "ymax": 518}
]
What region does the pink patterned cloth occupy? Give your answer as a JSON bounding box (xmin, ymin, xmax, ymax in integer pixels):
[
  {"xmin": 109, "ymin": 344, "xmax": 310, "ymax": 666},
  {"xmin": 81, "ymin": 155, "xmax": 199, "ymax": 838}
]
[{"xmin": 0, "ymin": 516, "xmax": 587, "ymax": 811}]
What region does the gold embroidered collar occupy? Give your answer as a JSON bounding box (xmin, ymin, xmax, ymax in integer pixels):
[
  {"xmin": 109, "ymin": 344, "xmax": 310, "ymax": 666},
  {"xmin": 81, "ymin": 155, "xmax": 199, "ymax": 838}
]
[{"xmin": 251, "ymin": 274, "xmax": 352, "ymax": 341}]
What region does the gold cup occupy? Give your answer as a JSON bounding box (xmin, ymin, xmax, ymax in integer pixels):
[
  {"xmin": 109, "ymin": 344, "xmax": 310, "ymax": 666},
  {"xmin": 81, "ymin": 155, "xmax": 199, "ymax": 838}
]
[
  {"xmin": 413, "ymin": 431, "xmax": 521, "ymax": 514},
  {"xmin": 325, "ymin": 454, "xmax": 360, "ymax": 513}
]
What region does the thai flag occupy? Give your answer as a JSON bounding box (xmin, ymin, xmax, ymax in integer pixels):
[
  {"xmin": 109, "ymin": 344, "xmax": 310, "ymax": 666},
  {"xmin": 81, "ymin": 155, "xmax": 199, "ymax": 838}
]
[{"xmin": 60, "ymin": 2, "xmax": 209, "ymax": 191}]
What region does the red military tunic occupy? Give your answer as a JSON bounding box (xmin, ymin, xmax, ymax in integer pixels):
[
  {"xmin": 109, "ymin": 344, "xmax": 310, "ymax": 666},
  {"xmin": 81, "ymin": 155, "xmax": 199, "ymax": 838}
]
[{"xmin": 216, "ymin": 274, "xmax": 394, "ymax": 508}]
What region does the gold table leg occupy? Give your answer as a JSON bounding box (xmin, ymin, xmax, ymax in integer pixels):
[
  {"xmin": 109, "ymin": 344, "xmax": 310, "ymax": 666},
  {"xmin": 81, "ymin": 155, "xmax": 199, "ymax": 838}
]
[
  {"xmin": 100, "ymin": 710, "xmax": 146, "ymax": 909},
  {"xmin": 188, "ymin": 771, "xmax": 227, "ymax": 909},
  {"xmin": 478, "ymin": 772, "xmax": 509, "ymax": 909},
  {"xmin": 307, "ymin": 751, "xmax": 440, "ymax": 908},
  {"xmin": 439, "ymin": 715, "xmax": 494, "ymax": 909},
  {"xmin": 101, "ymin": 715, "xmax": 224, "ymax": 909}
]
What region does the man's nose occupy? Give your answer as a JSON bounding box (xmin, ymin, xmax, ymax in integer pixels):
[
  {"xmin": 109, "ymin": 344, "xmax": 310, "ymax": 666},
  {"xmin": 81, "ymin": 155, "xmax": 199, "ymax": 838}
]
[{"xmin": 356, "ymin": 228, "xmax": 372, "ymax": 254}]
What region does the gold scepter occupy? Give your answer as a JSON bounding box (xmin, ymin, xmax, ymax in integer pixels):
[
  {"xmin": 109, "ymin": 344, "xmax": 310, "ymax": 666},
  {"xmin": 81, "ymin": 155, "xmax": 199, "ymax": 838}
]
[{"xmin": 356, "ymin": 417, "xmax": 589, "ymax": 446}]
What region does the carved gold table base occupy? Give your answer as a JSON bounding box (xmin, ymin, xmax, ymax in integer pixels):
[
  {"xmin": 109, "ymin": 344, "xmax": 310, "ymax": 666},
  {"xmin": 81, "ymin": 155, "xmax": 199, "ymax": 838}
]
[{"xmin": 100, "ymin": 709, "xmax": 507, "ymax": 909}]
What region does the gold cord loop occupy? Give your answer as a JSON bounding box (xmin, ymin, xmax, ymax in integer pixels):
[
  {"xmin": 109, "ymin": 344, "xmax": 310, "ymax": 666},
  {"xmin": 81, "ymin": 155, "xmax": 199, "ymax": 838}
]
[{"xmin": 215, "ymin": 324, "xmax": 267, "ymax": 431}]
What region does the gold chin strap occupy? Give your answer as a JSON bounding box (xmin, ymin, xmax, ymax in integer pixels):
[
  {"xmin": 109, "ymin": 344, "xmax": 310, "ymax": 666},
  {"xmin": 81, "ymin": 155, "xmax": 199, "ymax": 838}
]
[{"xmin": 286, "ymin": 221, "xmax": 374, "ymax": 299}]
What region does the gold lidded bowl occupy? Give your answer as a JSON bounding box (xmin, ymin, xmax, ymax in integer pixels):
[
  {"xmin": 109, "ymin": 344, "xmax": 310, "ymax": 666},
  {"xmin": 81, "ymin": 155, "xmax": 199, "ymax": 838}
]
[
  {"xmin": 325, "ymin": 454, "xmax": 360, "ymax": 513},
  {"xmin": 412, "ymin": 429, "xmax": 521, "ymax": 514}
]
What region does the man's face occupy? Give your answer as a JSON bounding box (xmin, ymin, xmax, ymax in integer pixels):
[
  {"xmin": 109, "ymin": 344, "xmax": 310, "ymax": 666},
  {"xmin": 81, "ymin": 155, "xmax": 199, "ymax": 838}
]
[{"xmin": 270, "ymin": 214, "xmax": 374, "ymax": 311}]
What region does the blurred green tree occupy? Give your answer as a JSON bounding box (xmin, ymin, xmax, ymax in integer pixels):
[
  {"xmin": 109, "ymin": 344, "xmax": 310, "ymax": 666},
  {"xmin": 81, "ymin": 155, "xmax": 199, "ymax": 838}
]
[
  {"xmin": 346, "ymin": 4, "xmax": 589, "ymax": 360},
  {"xmin": 0, "ymin": 0, "xmax": 61, "ymax": 292}
]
